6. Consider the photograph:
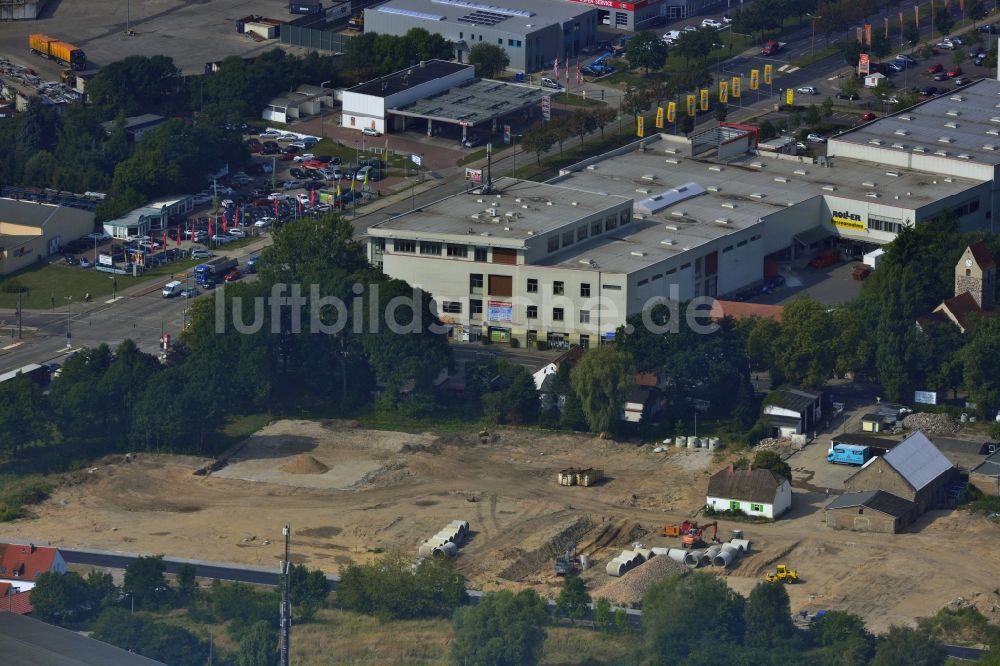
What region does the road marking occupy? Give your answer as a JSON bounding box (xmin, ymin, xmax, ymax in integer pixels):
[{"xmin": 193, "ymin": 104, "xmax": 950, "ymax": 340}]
[
  {"xmin": 786, "ymin": 66, "xmax": 800, "ymax": 73},
  {"xmin": 778, "ymin": 64, "xmax": 790, "ymax": 72},
  {"xmin": 105, "ymin": 297, "xmax": 124, "ymax": 304},
  {"xmin": 827, "ymin": 76, "xmax": 839, "ymax": 81},
  {"xmin": 1, "ymin": 342, "xmax": 22, "ymax": 350}
]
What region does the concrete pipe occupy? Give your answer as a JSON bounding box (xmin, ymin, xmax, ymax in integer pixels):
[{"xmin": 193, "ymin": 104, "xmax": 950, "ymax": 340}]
[
  {"xmin": 448, "ymin": 520, "xmax": 470, "ymax": 538},
  {"xmin": 709, "ymin": 437, "xmax": 721, "ymax": 449},
  {"xmin": 635, "ymin": 548, "xmax": 654, "ymax": 562},
  {"xmin": 432, "ymin": 532, "xmax": 457, "ymax": 544},
  {"xmin": 730, "ymin": 538, "xmax": 751, "ymax": 553},
  {"xmin": 440, "ymin": 542, "xmax": 458, "ymax": 558},
  {"xmin": 705, "ymin": 545, "xmax": 722, "ymax": 560},
  {"xmin": 687, "ymin": 437, "xmax": 696, "ymax": 449},
  {"xmin": 651, "ymin": 547, "xmax": 671, "ymax": 557},
  {"xmin": 720, "ymin": 544, "xmax": 741, "ymax": 560},
  {"xmin": 417, "ymin": 543, "xmax": 437, "ymax": 558},
  {"xmin": 667, "ymin": 548, "xmax": 688, "ymax": 563},
  {"xmin": 675, "ymin": 436, "xmax": 687, "ymax": 447},
  {"xmin": 580, "ymin": 554, "xmax": 592, "ymax": 570},
  {"xmin": 606, "ymin": 557, "xmax": 627, "ymax": 577},
  {"xmin": 684, "ymin": 549, "xmax": 704, "ymax": 568},
  {"xmin": 713, "ymin": 549, "xmax": 736, "ymax": 568}
]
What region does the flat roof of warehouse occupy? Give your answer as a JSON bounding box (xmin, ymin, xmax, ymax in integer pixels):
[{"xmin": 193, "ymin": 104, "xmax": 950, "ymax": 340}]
[
  {"xmin": 346, "ymin": 60, "xmax": 471, "ymax": 98},
  {"xmin": 831, "ymin": 79, "xmax": 1000, "ymax": 165},
  {"xmin": 390, "ymin": 78, "xmax": 551, "ymax": 125},
  {"xmin": 368, "ymin": 0, "xmax": 592, "ymax": 30},
  {"xmin": 369, "ymin": 177, "xmax": 630, "ymax": 243}
]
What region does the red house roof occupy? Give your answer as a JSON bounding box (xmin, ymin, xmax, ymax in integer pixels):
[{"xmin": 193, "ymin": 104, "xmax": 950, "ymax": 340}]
[
  {"xmin": 709, "ymin": 299, "xmax": 783, "ymax": 323},
  {"xmin": 0, "ymin": 582, "xmax": 33, "ymax": 614},
  {"xmin": 968, "ymin": 240, "xmax": 996, "ymax": 271},
  {"xmin": 0, "ymin": 543, "xmax": 59, "ymax": 582}
]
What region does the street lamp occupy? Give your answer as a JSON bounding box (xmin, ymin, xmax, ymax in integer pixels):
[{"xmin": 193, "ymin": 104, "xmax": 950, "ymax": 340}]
[{"xmin": 806, "ymin": 14, "xmax": 823, "ymax": 56}]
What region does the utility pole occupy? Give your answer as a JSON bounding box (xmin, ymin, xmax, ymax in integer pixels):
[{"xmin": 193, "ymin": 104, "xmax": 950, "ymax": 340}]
[{"xmin": 280, "ymin": 525, "xmax": 291, "ymax": 666}]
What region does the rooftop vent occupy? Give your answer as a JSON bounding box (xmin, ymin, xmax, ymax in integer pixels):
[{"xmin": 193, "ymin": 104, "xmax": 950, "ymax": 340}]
[
  {"xmin": 708, "ymin": 165, "xmax": 724, "ymax": 172},
  {"xmin": 664, "ymin": 158, "xmax": 679, "ymax": 164},
  {"xmin": 664, "ymin": 224, "xmax": 679, "ymax": 231},
  {"xmin": 891, "ymin": 143, "xmax": 906, "ymax": 149},
  {"xmin": 774, "ymin": 176, "xmax": 789, "ymax": 183},
  {"xmin": 476, "ymin": 198, "xmax": 484, "ymax": 203},
  {"xmin": 913, "ymin": 146, "xmax": 927, "ymax": 153},
  {"xmin": 984, "ymin": 144, "xmax": 998, "ymax": 151},
  {"xmin": 861, "ymin": 180, "xmax": 876, "ymax": 187},
  {"xmin": 480, "ymin": 231, "xmax": 491, "ymax": 237},
  {"xmin": 514, "ymin": 198, "xmax": 522, "ymax": 203},
  {"xmin": 934, "ymin": 150, "xmax": 949, "ymax": 156},
  {"xmin": 707, "ymin": 185, "xmax": 721, "ymax": 192},
  {"xmin": 793, "ymin": 169, "xmax": 808, "ymax": 175},
  {"xmin": 671, "ymin": 210, "xmax": 687, "ymax": 217},
  {"xmin": 630, "ymin": 251, "xmax": 646, "ymax": 257},
  {"xmin": 570, "ymin": 201, "xmax": 578, "ymax": 206},
  {"xmin": 944, "ymin": 176, "xmax": 954, "ymax": 182},
  {"xmin": 578, "ymin": 259, "xmax": 591, "ymax": 265},
  {"xmin": 546, "ymin": 201, "xmax": 553, "ymax": 206},
  {"xmin": 885, "ymin": 171, "xmax": 900, "ymax": 177},
  {"xmin": 822, "ymin": 185, "xmax": 836, "ymax": 191},
  {"xmin": 715, "ymin": 218, "xmax": 730, "ymax": 225},
  {"xmin": 866, "ymin": 192, "xmax": 879, "ymax": 198},
  {"xmin": 950, "ymin": 96, "xmax": 965, "ymax": 102},
  {"xmin": 636, "ymin": 188, "xmax": 650, "ymax": 195},
  {"xmin": 989, "ymin": 129, "xmax": 1000, "ymax": 136},
  {"xmin": 868, "ymin": 139, "xmax": 883, "ymax": 146},
  {"xmin": 660, "ymin": 239, "xmax": 675, "ymax": 246},
  {"xmin": 937, "ymin": 136, "xmax": 953, "ymax": 143},
  {"xmin": 641, "ymin": 174, "xmax": 656, "ymax": 181},
  {"xmin": 749, "ymin": 162, "xmax": 764, "ymax": 168},
  {"xmin": 946, "ymin": 109, "xmax": 961, "ymax": 117},
  {"xmin": 899, "ymin": 115, "xmax": 913, "ymax": 121},
  {"xmin": 991, "ymin": 117, "xmax": 1000, "ymax": 123},
  {"xmin": 944, "ymin": 121, "xmax": 959, "ymax": 129},
  {"xmin": 664, "ymin": 148, "xmax": 678, "ymax": 155},
  {"xmin": 894, "ymin": 129, "xmax": 910, "ymax": 136},
  {"xmin": 749, "ymin": 193, "xmax": 765, "ymax": 199},
  {"xmin": 721, "ymin": 202, "xmax": 737, "ymax": 209},
  {"xmin": 586, "ymin": 164, "xmax": 597, "ymax": 171},
  {"xmin": 521, "ymin": 203, "xmax": 530, "ymax": 209},
  {"xmin": 470, "ymin": 213, "xmax": 480, "ymax": 220}
]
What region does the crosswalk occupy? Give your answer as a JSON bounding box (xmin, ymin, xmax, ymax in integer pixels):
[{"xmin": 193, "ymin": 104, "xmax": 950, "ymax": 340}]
[{"xmin": 777, "ymin": 65, "xmax": 801, "ymax": 74}]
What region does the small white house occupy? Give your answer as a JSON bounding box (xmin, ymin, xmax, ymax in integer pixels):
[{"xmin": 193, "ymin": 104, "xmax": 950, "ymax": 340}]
[
  {"xmin": 763, "ymin": 387, "xmax": 822, "ymax": 438},
  {"xmin": 706, "ymin": 466, "xmax": 792, "ymax": 519},
  {"xmin": 864, "ymin": 72, "xmax": 887, "ymax": 88},
  {"xmin": 0, "ymin": 543, "xmax": 67, "ymax": 592}
]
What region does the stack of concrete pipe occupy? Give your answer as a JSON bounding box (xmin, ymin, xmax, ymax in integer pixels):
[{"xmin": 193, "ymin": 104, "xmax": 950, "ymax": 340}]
[
  {"xmin": 605, "ymin": 548, "xmax": 648, "ymax": 577},
  {"xmin": 417, "ymin": 520, "xmax": 470, "ymax": 559},
  {"xmin": 711, "ymin": 539, "xmax": 752, "ymax": 568},
  {"xmin": 651, "ymin": 547, "xmax": 688, "ymax": 563},
  {"xmin": 676, "ymin": 539, "xmax": 753, "ymax": 569}
]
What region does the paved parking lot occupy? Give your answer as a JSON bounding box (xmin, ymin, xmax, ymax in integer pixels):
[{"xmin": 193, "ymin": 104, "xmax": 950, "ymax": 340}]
[{"xmin": 0, "ymin": 0, "xmax": 283, "ymax": 76}]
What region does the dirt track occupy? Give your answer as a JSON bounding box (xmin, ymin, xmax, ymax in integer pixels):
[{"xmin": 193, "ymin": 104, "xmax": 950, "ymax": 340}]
[{"xmin": 4, "ymin": 419, "xmax": 999, "ymax": 632}]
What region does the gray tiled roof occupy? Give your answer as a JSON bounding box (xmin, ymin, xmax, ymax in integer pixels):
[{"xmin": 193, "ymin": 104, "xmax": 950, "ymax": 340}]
[{"xmin": 883, "ymin": 431, "xmax": 953, "ymax": 491}]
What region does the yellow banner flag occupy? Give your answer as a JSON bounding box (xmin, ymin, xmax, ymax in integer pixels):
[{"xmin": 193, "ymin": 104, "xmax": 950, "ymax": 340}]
[
  {"xmin": 687, "ymin": 94, "xmax": 697, "ymax": 117},
  {"xmin": 667, "ymin": 101, "xmax": 677, "ymax": 123},
  {"xmin": 786, "ymin": 88, "xmax": 795, "ymax": 106},
  {"xmin": 655, "ymin": 106, "xmax": 664, "ymax": 129},
  {"xmin": 637, "ymin": 115, "xmax": 645, "ymax": 138},
  {"xmin": 750, "ymin": 69, "xmax": 759, "ymax": 90},
  {"xmin": 719, "ymin": 81, "xmax": 728, "ymax": 104},
  {"xmin": 731, "ymin": 76, "xmax": 741, "ymax": 98},
  {"xmin": 763, "ymin": 64, "xmax": 773, "ymax": 85},
  {"xmin": 699, "ymin": 89, "xmax": 709, "ymax": 112}
]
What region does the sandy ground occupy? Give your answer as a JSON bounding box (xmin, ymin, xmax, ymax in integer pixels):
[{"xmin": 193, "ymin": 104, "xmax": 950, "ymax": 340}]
[{"xmin": 4, "ymin": 418, "xmax": 999, "ymax": 632}]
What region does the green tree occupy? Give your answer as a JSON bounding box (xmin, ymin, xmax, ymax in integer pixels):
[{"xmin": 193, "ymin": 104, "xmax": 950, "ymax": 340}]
[
  {"xmin": 590, "ymin": 106, "xmax": 617, "ymax": 139},
  {"xmin": 23, "ymin": 150, "xmax": 58, "ymax": 187},
  {"xmin": 871, "ymin": 31, "xmax": 892, "ymax": 60},
  {"xmin": 625, "ymin": 31, "xmax": 669, "ymax": 72},
  {"xmin": 821, "ymin": 96, "xmax": 834, "ymax": 118},
  {"xmin": 0, "ymin": 374, "xmax": 47, "ymax": 456},
  {"xmin": 643, "ymin": 573, "xmax": 745, "ymax": 662},
  {"xmin": 288, "ymin": 563, "xmax": 328, "ymax": 606},
  {"xmin": 451, "ymin": 589, "xmax": 548, "ymax": 666},
  {"xmin": 804, "ymin": 104, "xmax": 821, "ymax": 126},
  {"xmin": 468, "ymin": 43, "xmax": 510, "ymax": 78},
  {"xmin": 480, "ymin": 360, "xmax": 540, "ymax": 425},
  {"xmin": 594, "ymin": 597, "xmax": 613, "ymax": 631},
  {"xmin": 30, "ymin": 571, "xmax": 90, "ymax": 623},
  {"xmin": 521, "ymin": 121, "xmax": 555, "ymax": 166},
  {"xmin": 85, "ymin": 569, "xmax": 118, "ymax": 610},
  {"xmin": 555, "ymin": 574, "xmax": 591, "ymax": 624},
  {"xmin": 570, "ymin": 109, "xmax": 598, "ymax": 144},
  {"xmin": 237, "ymin": 620, "xmax": 278, "ymax": 666},
  {"xmin": 953, "ymin": 48, "xmax": 967, "ymax": 66},
  {"xmin": 751, "ymin": 450, "xmax": 791, "ymax": 481},
  {"xmin": 960, "ymin": 316, "xmax": 1000, "ymax": 416},
  {"xmin": 175, "ymin": 562, "xmax": 198, "ymax": 604},
  {"xmin": 969, "ymin": 0, "xmax": 986, "ymax": 20},
  {"xmin": 337, "ymin": 552, "xmax": 465, "ymax": 619},
  {"xmin": 814, "ymin": 610, "xmax": 875, "ymax": 664},
  {"xmin": 872, "ymin": 625, "xmax": 945, "ymax": 666},
  {"xmin": 744, "ymin": 581, "xmax": 796, "ymax": 648},
  {"xmin": 772, "ymin": 297, "xmax": 836, "ymax": 387},
  {"xmin": 123, "ymin": 555, "xmax": 167, "ymax": 609},
  {"xmin": 843, "ymin": 41, "xmax": 864, "ymax": 67},
  {"xmin": 570, "ymin": 346, "xmax": 635, "ymax": 433},
  {"xmin": 935, "ymin": 10, "xmax": 954, "ymax": 37}
]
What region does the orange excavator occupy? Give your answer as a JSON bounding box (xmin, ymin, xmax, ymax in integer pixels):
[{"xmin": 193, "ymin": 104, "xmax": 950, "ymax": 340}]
[
  {"xmin": 663, "ymin": 520, "xmax": 698, "ymax": 537},
  {"xmin": 682, "ymin": 521, "xmax": 719, "ymax": 548}
]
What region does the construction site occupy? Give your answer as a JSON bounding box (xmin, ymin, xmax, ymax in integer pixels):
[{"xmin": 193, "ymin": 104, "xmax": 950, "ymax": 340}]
[{"xmin": 4, "ymin": 418, "xmax": 1000, "ymax": 632}]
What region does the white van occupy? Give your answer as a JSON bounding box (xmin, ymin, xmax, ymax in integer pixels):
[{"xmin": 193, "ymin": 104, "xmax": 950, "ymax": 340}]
[
  {"xmin": 162, "ymin": 280, "xmax": 183, "ymax": 298},
  {"xmin": 541, "ymin": 77, "xmax": 562, "ymax": 90}
]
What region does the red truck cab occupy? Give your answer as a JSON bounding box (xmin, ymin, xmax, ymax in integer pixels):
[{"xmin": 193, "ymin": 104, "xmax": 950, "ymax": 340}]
[{"xmin": 762, "ymin": 40, "xmax": 781, "ymax": 56}]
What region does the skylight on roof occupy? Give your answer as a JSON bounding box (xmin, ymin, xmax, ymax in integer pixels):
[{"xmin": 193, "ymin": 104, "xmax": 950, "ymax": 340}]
[
  {"xmin": 431, "ymin": 0, "xmax": 533, "ymax": 17},
  {"xmin": 378, "ymin": 6, "xmax": 446, "ymax": 20}
]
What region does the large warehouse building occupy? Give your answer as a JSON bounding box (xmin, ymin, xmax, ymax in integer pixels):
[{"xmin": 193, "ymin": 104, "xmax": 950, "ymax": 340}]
[
  {"xmin": 0, "ymin": 199, "xmax": 95, "ymax": 275},
  {"xmin": 368, "ymin": 79, "xmax": 1000, "ymax": 347},
  {"xmin": 363, "ymin": 0, "xmax": 596, "ymax": 72}
]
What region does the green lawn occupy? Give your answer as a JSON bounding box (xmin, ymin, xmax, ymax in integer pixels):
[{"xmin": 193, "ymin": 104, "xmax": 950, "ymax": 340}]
[{"xmin": 552, "ymin": 92, "xmax": 606, "ymax": 108}]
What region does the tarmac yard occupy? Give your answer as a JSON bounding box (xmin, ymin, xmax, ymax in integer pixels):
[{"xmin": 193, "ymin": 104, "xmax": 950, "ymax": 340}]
[{"xmin": 4, "ymin": 418, "xmax": 1000, "ymax": 633}]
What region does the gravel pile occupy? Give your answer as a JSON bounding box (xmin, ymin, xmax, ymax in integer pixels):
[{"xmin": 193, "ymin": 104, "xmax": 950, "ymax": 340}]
[
  {"xmin": 948, "ymin": 591, "xmax": 1000, "ymax": 623},
  {"xmin": 902, "ymin": 412, "xmax": 960, "ymax": 436},
  {"xmin": 591, "ymin": 555, "xmax": 687, "ymax": 608},
  {"xmin": 755, "ymin": 438, "xmax": 788, "ymax": 451}
]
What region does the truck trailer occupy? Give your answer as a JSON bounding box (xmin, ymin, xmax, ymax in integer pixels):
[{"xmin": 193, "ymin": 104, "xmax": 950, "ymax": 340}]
[
  {"xmin": 29, "ymin": 34, "xmax": 87, "ymax": 70},
  {"xmin": 194, "ymin": 257, "xmax": 237, "ymax": 286}
]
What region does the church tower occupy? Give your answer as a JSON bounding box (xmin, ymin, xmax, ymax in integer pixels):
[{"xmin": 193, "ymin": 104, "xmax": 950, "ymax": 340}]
[{"xmin": 955, "ymin": 241, "xmax": 996, "ymax": 310}]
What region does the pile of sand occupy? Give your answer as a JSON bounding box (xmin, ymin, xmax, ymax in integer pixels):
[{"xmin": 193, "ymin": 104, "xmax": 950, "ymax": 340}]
[
  {"xmin": 591, "ymin": 555, "xmax": 687, "ymax": 608},
  {"xmin": 280, "ymin": 455, "xmax": 330, "ymax": 475}
]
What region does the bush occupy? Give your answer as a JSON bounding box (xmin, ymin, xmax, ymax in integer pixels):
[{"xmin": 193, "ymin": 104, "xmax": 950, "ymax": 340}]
[
  {"xmin": 0, "ymin": 475, "xmax": 52, "ymax": 522},
  {"xmin": 336, "ymin": 552, "xmax": 466, "ymax": 619},
  {"xmin": 967, "ymin": 494, "xmax": 1000, "ymax": 515}
]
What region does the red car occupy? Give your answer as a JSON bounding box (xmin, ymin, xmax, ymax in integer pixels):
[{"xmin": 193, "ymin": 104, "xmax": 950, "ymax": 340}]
[
  {"xmin": 301, "ymin": 159, "xmax": 325, "ymax": 170},
  {"xmin": 860, "ymin": 112, "xmax": 877, "ymax": 121},
  {"xmin": 947, "ymin": 66, "xmax": 962, "ymax": 77},
  {"xmin": 278, "ymin": 153, "xmax": 294, "ymax": 161},
  {"xmin": 224, "ymin": 269, "xmax": 242, "ymax": 282},
  {"xmin": 927, "ymin": 63, "xmax": 944, "ymax": 74}
]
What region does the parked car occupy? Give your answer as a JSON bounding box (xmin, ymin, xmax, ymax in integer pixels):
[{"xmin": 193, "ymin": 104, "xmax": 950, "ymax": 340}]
[
  {"xmin": 947, "ymin": 66, "xmax": 962, "ymax": 77},
  {"xmin": 933, "ymin": 72, "xmax": 950, "ymax": 81},
  {"xmin": 979, "ymin": 24, "xmax": 1000, "ymax": 34},
  {"xmin": 181, "ymin": 287, "xmax": 200, "ymax": 298},
  {"xmin": 280, "ymin": 144, "xmax": 300, "ymax": 155},
  {"xmin": 935, "ymin": 40, "xmax": 956, "ymax": 50},
  {"xmin": 796, "ymin": 86, "xmax": 818, "ymax": 95},
  {"xmin": 954, "ymin": 76, "xmax": 971, "ymax": 85},
  {"xmin": 254, "ymin": 217, "xmax": 274, "ymax": 228},
  {"xmin": 683, "ymin": 24, "xmax": 698, "ymax": 31},
  {"xmin": 262, "ymin": 141, "xmax": 279, "ymax": 154},
  {"xmin": 806, "ymin": 133, "xmax": 826, "ymax": 143},
  {"xmin": 283, "ymin": 179, "xmax": 304, "ymax": 190},
  {"xmin": 228, "ymin": 228, "xmax": 246, "ymax": 238},
  {"xmin": 975, "ymin": 54, "xmax": 987, "ymax": 66},
  {"xmin": 701, "ymin": 18, "xmax": 722, "ymax": 28},
  {"xmin": 259, "ymin": 129, "xmax": 282, "ymax": 138},
  {"xmin": 887, "ymin": 61, "xmax": 905, "ymax": 73},
  {"xmin": 361, "ymin": 127, "xmax": 381, "ymax": 137},
  {"xmin": 920, "ymin": 85, "xmax": 939, "ymax": 96},
  {"xmin": 896, "ymin": 54, "xmax": 917, "ymax": 65},
  {"xmin": 64, "ymin": 255, "xmax": 79, "ymax": 266},
  {"xmin": 795, "ymin": 141, "xmax": 808, "ymax": 151},
  {"xmin": 948, "ymin": 35, "xmax": 964, "ymax": 45},
  {"xmin": 224, "ymin": 268, "xmax": 242, "ymax": 282},
  {"xmin": 927, "ymin": 63, "xmax": 944, "ymax": 74},
  {"xmin": 293, "ymin": 152, "xmax": 316, "ymax": 162},
  {"xmin": 211, "ymin": 234, "xmax": 234, "ymax": 244},
  {"xmin": 860, "ymin": 112, "xmax": 877, "ymax": 121},
  {"xmin": 540, "ymin": 77, "xmax": 562, "ymax": 90}
]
